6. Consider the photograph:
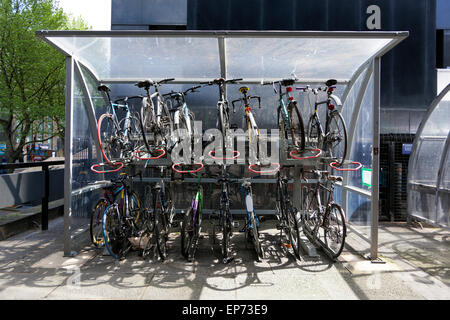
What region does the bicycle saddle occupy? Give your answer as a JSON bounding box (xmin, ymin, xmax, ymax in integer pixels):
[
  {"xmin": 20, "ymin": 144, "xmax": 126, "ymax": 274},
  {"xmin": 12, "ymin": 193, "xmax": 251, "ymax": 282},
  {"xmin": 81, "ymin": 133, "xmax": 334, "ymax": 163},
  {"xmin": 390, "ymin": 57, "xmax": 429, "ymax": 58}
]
[
  {"xmin": 97, "ymin": 85, "xmax": 111, "ymax": 92},
  {"xmin": 280, "ymin": 79, "xmax": 296, "ymax": 86},
  {"xmin": 325, "ymin": 79, "xmax": 337, "ymax": 87},
  {"xmin": 135, "ymin": 79, "xmax": 154, "ymax": 88},
  {"xmin": 239, "ymin": 86, "xmax": 249, "ymax": 94},
  {"xmin": 327, "ymin": 175, "xmax": 343, "ymax": 182}
]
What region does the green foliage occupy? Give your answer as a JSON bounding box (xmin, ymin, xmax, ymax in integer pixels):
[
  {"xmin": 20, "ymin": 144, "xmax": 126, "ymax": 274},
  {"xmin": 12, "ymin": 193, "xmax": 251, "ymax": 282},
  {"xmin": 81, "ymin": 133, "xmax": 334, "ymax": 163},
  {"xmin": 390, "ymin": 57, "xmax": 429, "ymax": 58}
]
[{"xmin": 0, "ymin": 0, "xmax": 89, "ymax": 161}]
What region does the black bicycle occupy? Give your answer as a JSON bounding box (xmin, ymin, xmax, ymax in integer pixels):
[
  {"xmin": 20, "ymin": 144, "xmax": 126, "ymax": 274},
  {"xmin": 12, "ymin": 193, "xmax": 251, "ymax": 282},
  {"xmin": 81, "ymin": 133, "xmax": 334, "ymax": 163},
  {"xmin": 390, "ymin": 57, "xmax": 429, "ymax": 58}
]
[
  {"xmin": 141, "ymin": 167, "xmax": 175, "ymax": 261},
  {"xmin": 301, "ymin": 169, "xmax": 346, "ymax": 259},
  {"xmin": 275, "ymin": 167, "xmax": 301, "ymax": 260},
  {"xmin": 200, "ymin": 78, "xmax": 243, "ymax": 152}
]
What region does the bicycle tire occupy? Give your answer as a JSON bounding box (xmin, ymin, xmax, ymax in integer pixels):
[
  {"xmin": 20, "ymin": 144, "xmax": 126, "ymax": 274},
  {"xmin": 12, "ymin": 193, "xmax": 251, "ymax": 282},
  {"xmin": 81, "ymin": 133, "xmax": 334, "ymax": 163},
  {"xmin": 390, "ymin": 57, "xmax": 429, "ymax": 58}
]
[
  {"xmin": 97, "ymin": 114, "xmax": 122, "ymax": 166},
  {"xmin": 289, "ymin": 102, "xmax": 306, "ymax": 151},
  {"xmin": 325, "ymin": 111, "xmax": 347, "ymax": 166},
  {"xmin": 219, "ymin": 105, "xmax": 231, "ymax": 152},
  {"xmin": 221, "ymin": 210, "xmax": 231, "ymax": 262},
  {"xmin": 154, "ymin": 192, "xmax": 168, "ymax": 260},
  {"xmin": 303, "ymin": 188, "xmax": 321, "ymax": 233},
  {"xmin": 180, "ymin": 207, "xmax": 193, "ymax": 259},
  {"xmin": 277, "ymin": 107, "xmax": 289, "ymax": 143},
  {"xmin": 102, "ymin": 205, "xmax": 131, "ymax": 260},
  {"xmin": 323, "ymin": 203, "xmax": 347, "ymax": 259},
  {"xmin": 287, "ymin": 204, "xmax": 301, "ymax": 260},
  {"xmin": 90, "ymin": 198, "xmax": 108, "ymax": 247},
  {"xmin": 307, "ymin": 114, "xmax": 323, "ymax": 149},
  {"xmin": 250, "ymin": 212, "xmax": 264, "ymax": 261},
  {"xmin": 129, "ymin": 192, "xmax": 143, "ymax": 233}
]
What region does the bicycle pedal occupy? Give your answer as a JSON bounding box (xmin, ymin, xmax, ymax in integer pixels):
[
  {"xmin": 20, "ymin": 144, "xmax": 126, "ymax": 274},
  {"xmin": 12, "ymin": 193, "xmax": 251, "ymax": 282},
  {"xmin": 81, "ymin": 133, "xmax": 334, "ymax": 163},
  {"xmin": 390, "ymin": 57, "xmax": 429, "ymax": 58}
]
[{"xmin": 232, "ymin": 221, "xmax": 239, "ymax": 228}]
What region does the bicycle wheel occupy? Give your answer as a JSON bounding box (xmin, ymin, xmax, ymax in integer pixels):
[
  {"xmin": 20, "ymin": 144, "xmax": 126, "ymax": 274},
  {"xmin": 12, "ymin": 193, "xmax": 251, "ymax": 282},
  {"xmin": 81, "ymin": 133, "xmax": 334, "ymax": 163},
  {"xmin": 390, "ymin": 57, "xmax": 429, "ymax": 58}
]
[
  {"xmin": 129, "ymin": 192, "xmax": 143, "ymax": 233},
  {"xmin": 303, "ymin": 188, "xmax": 321, "ymax": 233},
  {"xmin": 103, "ymin": 205, "xmax": 130, "ymax": 259},
  {"xmin": 323, "ymin": 203, "xmax": 347, "ymax": 259},
  {"xmin": 307, "ymin": 114, "xmax": 323, "ymax": 149},
  {"xmin": 325, "ymin": 111, "xmax": 347, "ymax": 166},
  {"xmin": 90, "ymin": 199, "xmax": 107, "ymax": 247},
  {"xmin": 140, "ymin": 97, "xmax": 155, "ymax": 134},
  {"xmin": 289, "ymin": 102, "xmax": 306, "ymax": 151},
  {"xmin": 218, "ymin": 106, "xmax": 231, "ymax": 152},
  {"xmin": 221, "ymin": 210, "xmax": 232, "ymax": 262},
  {"xmin": 277, "ymin": 107, "xmax": 289, "ymax": 144},
  {"xmin": 287, "ymin": 204, "xmax": 301, "ymax": 260},
  {"xmin": 250, "ymin": 212, "xmax": 264, "ymax": 261},
  {"xmin": 154, "ymin": 192, "xmax": 168, "ymax": 260},
  {"xmin": 97, "ymin": 114, "xmax": 122, "ymax": 165},
  {"xmin": 180, "ymin": 207, "xmax": 193, "ymax": 259}
]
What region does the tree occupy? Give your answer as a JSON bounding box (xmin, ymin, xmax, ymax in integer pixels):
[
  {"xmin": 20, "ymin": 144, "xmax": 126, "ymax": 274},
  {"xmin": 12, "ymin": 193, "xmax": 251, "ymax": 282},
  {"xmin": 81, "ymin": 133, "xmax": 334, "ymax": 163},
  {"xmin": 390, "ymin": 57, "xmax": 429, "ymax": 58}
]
[{"xmin": 0, "ymin": 0, "xmax": 88, "ymax": 163}]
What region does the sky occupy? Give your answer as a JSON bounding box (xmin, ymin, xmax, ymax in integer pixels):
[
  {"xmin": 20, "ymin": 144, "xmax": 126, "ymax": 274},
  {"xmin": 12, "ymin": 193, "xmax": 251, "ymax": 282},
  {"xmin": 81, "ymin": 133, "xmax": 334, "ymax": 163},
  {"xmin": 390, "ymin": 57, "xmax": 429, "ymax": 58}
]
[{"xmin": 56, "ymin": 0, "xmax": 111, "ymax": 30}]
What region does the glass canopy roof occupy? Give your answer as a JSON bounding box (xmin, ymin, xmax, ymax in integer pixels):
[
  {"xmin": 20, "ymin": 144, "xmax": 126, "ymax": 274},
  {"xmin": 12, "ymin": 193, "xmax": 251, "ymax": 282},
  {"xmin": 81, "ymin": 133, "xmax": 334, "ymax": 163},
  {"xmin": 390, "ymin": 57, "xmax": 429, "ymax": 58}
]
[{"xmin": 36, "ymin": 30, "xmax": 408, "ymax": 83}]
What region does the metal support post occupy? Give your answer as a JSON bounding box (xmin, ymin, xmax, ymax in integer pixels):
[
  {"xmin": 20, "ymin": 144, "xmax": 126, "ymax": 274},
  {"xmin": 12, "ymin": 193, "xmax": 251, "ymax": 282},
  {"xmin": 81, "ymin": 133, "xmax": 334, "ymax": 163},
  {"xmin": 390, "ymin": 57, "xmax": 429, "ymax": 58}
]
[{"xmin": 370, "ymin": 57, "xmax": 381, "ymax": 261}]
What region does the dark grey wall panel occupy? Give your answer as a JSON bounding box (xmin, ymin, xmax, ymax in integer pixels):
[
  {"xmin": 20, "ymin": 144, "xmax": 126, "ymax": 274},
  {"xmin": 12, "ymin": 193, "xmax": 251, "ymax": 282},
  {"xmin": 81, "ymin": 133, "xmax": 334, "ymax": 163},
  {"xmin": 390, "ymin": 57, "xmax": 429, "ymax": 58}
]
[
  {"xmin": 112, "ymin": 0, "xmax": 187, "ymax": 27},
  {"xmin": 187, "ymin": 0, "xmax": 437, "ymax": 115}
]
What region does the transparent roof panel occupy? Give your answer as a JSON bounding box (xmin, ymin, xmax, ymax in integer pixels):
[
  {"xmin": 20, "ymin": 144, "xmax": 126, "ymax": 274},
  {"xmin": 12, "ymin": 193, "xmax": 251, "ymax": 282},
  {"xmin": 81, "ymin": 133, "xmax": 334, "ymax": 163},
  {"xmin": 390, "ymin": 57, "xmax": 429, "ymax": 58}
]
[
  {"xmin": 225, "ymin": 38, "xmax": 391, "ymax": 80},
  {"xmin": 37, "ymin": 30, "xmax": 408, "ymax": 82}
]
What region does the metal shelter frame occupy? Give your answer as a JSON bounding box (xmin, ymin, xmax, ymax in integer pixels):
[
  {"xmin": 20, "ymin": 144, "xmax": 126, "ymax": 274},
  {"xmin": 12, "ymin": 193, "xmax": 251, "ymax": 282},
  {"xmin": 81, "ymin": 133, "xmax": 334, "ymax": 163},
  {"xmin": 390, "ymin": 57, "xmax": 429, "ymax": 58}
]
[{"xmin": 36, "ymin": 30, "xmax": 408, "ymax": 259}]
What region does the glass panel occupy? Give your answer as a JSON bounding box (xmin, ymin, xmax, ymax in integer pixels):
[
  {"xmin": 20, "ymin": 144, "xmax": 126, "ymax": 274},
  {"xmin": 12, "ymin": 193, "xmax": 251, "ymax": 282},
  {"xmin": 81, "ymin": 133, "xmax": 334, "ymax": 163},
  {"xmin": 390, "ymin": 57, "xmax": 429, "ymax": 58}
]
[
  {"xmin": 421, "ymin": 94, "xmax": 450, "ymax": 137},
  {"xmin": 409, "ymin": 186, "xmax": 436, "ymax": 222},
  {"xmin": 346, "ymin": 191, "xmax": 371, "ymax": 253},
  {"xmin": 437, "ymin": 140, "xmax": 450, "ymax": 226},
  {"xmin": 45, "ymin": 34, "xmax": 393, "ymax": 82},
  {"xmin": 410, "ymin": 138, "xmax": 446, "ymax": 186},
  {"xmin": 226, "ymin": 38, "xmax": 390, "ymax": 80},
  {"xmin": 347, "ymin": 76, "xmax": 374, "ymax": 190},
  {"xmin": 48, "ymin": 36, "xmax": 221, "ymax": 80}
]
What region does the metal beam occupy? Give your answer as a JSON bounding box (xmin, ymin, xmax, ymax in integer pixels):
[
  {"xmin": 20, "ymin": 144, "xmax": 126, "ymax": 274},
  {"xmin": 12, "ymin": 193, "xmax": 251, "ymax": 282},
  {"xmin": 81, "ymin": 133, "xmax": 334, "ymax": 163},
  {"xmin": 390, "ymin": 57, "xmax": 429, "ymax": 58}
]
[
  {"xmin": 36, "ymin": 30, "xmax": 409, "ymax": 39},
  {"xmin": 98, "ymin": 77, "xmax": 350, "ymax": 85},
  {"xmin": 64, "ymin": 56, "xmax": 74, "ymax": 257},
  {"xmin": 370, "ymin": 57, "xmax": 381, "ymax": 261}
]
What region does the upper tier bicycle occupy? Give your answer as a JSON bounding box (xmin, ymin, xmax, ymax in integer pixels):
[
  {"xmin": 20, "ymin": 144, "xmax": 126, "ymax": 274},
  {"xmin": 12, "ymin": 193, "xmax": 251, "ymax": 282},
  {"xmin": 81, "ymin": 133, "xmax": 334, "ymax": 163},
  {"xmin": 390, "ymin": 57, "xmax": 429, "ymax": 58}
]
[
  {"xmin": 135, "ymin": 78, "xmax": 175, "ymax": 154},
  {"xmin": 297, "ymin": 79, "xmax": 347, "ymax": 166},
  {"xmin": 262, "ymin": 78, "xmax": 305, "ymax": 152},
  {"xmin": 200, "ymin": 78, "xmax": 242, "ymax": 153},
  {"xmin": 231, "ymin": 86, "xmax": 265, "ymax": 164},
  {"xmin": 163, "ymin": 85, "xmax": 202, "ymax": 160},
  {"xmin": 97, "ymin": 85, "xmax": 142, "ymax": 165}
]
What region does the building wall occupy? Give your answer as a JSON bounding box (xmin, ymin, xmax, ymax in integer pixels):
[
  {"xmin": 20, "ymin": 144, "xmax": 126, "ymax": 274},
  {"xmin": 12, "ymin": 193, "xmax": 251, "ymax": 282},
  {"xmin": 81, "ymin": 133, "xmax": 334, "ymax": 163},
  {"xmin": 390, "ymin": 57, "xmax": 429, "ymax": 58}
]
[{"xmin": 111, "ymin": 0, "xmax": 439, "ymax": 134}]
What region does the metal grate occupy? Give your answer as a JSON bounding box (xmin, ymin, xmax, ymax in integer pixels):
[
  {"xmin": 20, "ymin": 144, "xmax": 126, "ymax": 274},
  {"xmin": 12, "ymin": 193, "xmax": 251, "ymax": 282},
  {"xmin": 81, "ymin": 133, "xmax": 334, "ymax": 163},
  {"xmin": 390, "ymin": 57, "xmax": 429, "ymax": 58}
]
[{"xmin": 380, "ymin": 134, "xmax": 415, "ymax": 221}]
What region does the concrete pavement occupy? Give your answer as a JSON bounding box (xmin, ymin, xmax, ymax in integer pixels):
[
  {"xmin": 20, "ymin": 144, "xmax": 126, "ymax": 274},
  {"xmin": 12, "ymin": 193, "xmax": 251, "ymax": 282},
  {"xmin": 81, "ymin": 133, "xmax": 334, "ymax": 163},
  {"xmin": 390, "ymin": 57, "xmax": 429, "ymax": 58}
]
[{"xmin": 0, "ymin": 217, "xmax": 448, "ymax": 299}]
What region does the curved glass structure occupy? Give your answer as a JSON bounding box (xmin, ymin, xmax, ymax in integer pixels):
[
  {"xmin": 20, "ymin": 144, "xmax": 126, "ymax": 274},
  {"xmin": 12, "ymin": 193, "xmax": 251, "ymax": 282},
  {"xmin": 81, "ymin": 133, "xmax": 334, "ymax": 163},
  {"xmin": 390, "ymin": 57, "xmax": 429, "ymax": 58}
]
[{"xmin": 408, "ymin": 84, "xmax": 450, "ymax": 227}]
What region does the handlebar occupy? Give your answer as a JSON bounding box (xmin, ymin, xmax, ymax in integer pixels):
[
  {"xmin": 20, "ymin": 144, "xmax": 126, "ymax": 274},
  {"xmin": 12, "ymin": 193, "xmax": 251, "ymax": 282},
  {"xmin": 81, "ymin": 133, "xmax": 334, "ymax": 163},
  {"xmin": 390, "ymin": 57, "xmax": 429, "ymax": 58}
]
[
  {"xmin": 231, "ymin": 96, "xmax": 261, "ymax": 113},
  {"xmin": 200, "ymin": 78, "xmax": 243, "ymax": 85}
]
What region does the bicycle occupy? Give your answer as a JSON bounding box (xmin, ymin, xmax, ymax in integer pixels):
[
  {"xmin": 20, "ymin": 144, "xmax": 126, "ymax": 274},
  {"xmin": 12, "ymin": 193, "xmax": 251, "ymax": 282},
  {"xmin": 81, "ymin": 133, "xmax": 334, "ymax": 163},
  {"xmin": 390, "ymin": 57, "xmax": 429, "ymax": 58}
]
[
  {"xmin": 301, "ymin": 169, "xmax": 346, "ymax": 259},
  {"xmin": 141, "ymin": 166, "xmax": 175, "ymax": 261},
  {"xmin": 172, "ymin": 163, "xmax": 205, "ymax": 262},
  {"xmin": 275, "ymin": 167, "xmax": 301, "ymax": 260},
  {"xmin": 200, "ymin": 78, "xmax": 243, "ymax": 153},
  {"xmin": 163, "ymin": 85, "xmax": 202, "ymax": 160},
  {"xmin": 90, "ymin": 181, "xmax": 125, "ymax": 248},
  {"xmin": 297, "ymin": 79, "xmax": 347, "ymax": 166},
  {"xmin": 262, "ymin": 78, "xmax": 305, "ymax": 152},
  {"xmin": 97, "ymin": 85, "xmax": 144, "ymax": 166},
  {"xmin": 134, "ymin": 78, "xmax": 176, "ymax": 155},
  {"xmin": 231, "ymin": 86, "xmax": 265, "ymax": 164},
  {"xmin": 239, "ymin": 178, "xmax": 264, "ymax": 262},
  {"xmin": 101, "ymin": 173, "xmax": 143, "ymax": 260}
]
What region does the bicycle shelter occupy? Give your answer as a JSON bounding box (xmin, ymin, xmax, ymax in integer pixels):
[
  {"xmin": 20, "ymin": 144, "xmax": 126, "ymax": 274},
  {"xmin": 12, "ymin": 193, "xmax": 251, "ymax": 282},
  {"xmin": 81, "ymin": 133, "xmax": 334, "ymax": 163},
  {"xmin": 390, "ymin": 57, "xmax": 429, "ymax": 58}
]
[
  {"xmin": 407, "ymin": 84, "xmax": 450, "ymax": 228},
  {"xmin": 36, "ymin": 30, "xmax": 408, "ymax": 259}
]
